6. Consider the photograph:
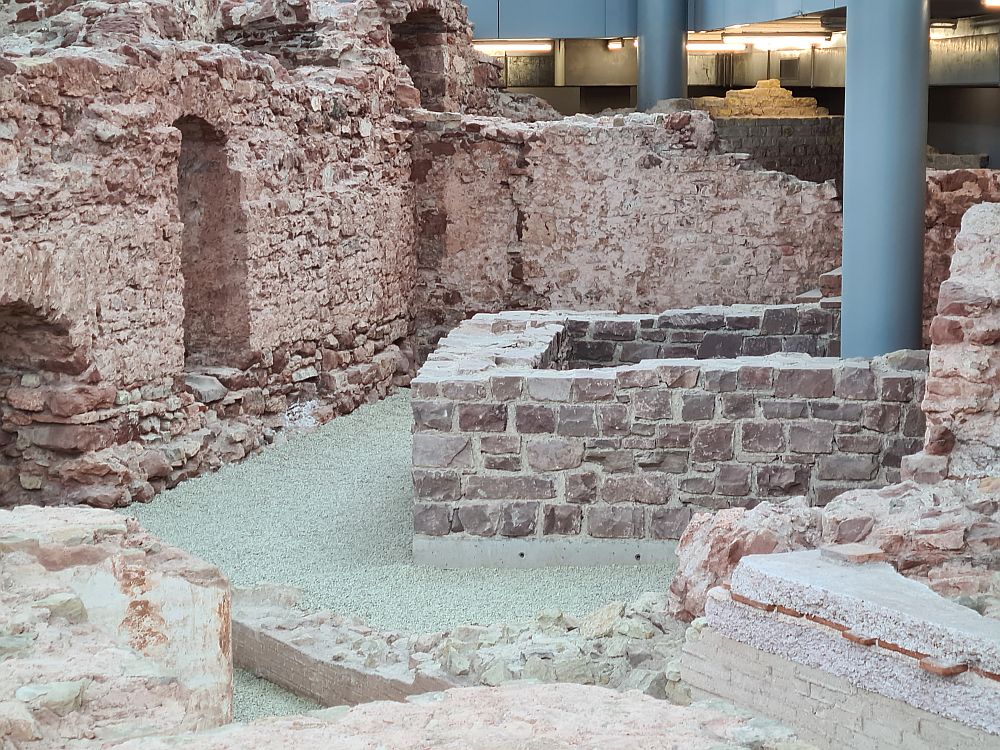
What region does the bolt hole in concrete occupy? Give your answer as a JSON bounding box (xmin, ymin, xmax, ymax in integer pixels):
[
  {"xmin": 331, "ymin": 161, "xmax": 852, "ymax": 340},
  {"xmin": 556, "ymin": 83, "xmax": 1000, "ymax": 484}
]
[{"xmin": 131, "ymin": 391, "xmax": 674, "ymax": 719}]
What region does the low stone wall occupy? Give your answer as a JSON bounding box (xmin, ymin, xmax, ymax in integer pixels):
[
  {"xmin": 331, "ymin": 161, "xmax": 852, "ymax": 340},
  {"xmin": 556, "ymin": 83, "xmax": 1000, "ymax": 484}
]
[{"xmin": 411, "ymin": 309, "xmax": 925, "ymax": 561}]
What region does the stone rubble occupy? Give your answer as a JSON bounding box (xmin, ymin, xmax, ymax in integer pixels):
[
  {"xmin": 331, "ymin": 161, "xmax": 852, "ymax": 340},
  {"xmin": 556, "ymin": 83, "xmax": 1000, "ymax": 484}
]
[
  {"xmin": 668, "ymin": 478, "xmax": 1000, "ymax": 622},
  {"xmin": 0, "ymin": 506, "xmax": 232, "ymax": 748},
  {"xmin": 233, "ymin": 585, "xmax": 691, "ymax": 706},
  {"xmin": 113, "ymin": 683, "xmax": 818, "ymax": 750}
]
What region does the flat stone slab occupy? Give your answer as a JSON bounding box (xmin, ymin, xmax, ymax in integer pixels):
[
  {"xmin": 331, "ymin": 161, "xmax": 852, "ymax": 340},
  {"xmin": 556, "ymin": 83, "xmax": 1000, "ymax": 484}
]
[
  {"xmin": 114, "ymin": 684, "xmax": 818, "ymax": 749},
  {"xmin": 729, "ymin": 550, "xmax": 1000, "ymax": 675}
]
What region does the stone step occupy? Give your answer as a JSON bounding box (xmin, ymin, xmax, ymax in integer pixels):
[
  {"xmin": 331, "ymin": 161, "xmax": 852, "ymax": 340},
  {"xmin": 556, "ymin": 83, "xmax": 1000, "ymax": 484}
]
[
  {"xmin": 819, "ymin": 266, "xmax": 842, "ymax": 297},
  {"xmin": 794, "ymin": 288, "xmax": 822, "ymax": 304},
  {"xmin": 820, "ymin": 295, "xmax": 841, "ymax": 310}
]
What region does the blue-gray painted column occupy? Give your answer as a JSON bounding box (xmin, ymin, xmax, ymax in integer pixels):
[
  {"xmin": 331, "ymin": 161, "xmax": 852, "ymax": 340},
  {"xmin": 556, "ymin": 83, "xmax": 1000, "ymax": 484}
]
[
  {"xmin": 637, "ymin": 0, "xmax": 687, "ymax": 110},
  {"xmin": 841, "ymin": 0, "xmax": 929, "ymax": 357}
]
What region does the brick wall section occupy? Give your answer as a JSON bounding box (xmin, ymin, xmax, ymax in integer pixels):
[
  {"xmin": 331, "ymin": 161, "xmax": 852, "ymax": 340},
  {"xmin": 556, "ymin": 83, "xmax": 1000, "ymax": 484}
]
[
  {"xmin": 412, "ymin": 309, "xmax": 926, "ymax": 543},
  {"xmin": 682, "ymin": 629, "xmax": 999, "ymax": 750},
  {"xmin": 563, "ymin": 304, "xmax": 840, "ymax": 368},
  {"xmin": 714, "ymin": 117, "xmax": 844, "ymax": 187}
]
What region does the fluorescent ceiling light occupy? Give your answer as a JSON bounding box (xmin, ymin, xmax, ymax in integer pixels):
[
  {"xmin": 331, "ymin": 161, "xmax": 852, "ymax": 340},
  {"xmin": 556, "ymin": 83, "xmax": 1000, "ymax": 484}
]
[
  {"xmin": 724, "ymin": 33, "xmax": 831, "ymax": 51},
  {"xmin": 687, "ymin": 41, "xmax": 748, "ymax": 53},
  {"xmin": 607, "ymin": 38, "xmax": 639, "ymax": 51},
  {"xmin": 473, "ymin": 41, "xmax": 553, "ymax": 56}
]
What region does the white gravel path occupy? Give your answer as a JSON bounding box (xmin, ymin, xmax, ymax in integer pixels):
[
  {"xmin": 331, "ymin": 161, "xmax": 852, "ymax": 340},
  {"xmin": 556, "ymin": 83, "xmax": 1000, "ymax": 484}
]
[{"xmin": 132, "ymin": 390, "xmax": 675, "ymax": 718}]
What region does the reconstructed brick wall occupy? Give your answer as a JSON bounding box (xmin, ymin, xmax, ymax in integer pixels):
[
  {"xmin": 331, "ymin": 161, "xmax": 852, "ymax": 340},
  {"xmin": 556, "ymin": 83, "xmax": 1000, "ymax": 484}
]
[
  {"xmin": 714, "ymin": 116, "xmax": 843, "ymax": 187},
  {"xmin": 410, "ymin": 111, "xmax": 845, "ymax": 358},
  {"xmin": 412, "ymin": 309, "xmax": 925, "ymax": 545}
]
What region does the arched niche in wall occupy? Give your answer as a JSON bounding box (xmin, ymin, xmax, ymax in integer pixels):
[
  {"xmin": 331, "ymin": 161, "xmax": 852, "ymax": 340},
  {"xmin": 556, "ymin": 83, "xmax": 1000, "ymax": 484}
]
[
  {"xmin": 390, "ymin": 8, "xmax": 450, "ymax": 112},
  {"xmin": 173, "ymin": 116, "xmax": 251, "ymax": 366}
]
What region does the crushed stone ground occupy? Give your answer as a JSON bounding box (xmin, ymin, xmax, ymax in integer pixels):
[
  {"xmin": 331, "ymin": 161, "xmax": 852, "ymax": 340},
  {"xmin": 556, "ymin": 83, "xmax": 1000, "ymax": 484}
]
[{"xmin": 133, "ymin": 390, "xmax": 676, "ymax": 719}]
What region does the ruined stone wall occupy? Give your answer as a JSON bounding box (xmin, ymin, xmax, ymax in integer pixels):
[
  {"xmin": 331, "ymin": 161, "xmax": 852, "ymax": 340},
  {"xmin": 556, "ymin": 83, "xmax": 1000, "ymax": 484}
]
[
  {"xmin": 412, "ymin": 310, "xmax": 925, "ymax": 548},
  {"xmin": 410, "ymin": 111, "xmax": 845, "ymax": 358},
  {"xmin": 714, "ymin": 116, "xmax": 843, "ymax": 186},
  {"xmin": 0, "ymin": 0, "xmax": 460, "ymax": 507},
  {"xmin": 916, "ymin": 203, "xmax": 1000, "ymax": 480}
]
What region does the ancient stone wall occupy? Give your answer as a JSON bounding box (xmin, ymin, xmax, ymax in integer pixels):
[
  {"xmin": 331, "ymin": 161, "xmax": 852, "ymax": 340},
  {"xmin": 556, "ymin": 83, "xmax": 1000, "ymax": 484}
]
[
  {"xmin": 410, "ymin": 111, "xmax": 845, "ymax": 358},
  {"xmin": 411, "ymin": 309, "xmax": 925, "ymax": 552},
  {"xmin": 713, "ymin": 116, "xmax": 843, "ymax": 186},
  {"xmin": 688, "ymin": 80, "xmax": 830, "ymax": 119},
  {"xmin": 914, "ymin": 202, "xmax": 1000, "ymax": 481}
]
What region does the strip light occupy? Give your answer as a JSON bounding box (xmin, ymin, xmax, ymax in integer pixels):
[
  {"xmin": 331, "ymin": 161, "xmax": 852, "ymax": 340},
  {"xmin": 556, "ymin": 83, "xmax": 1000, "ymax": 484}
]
[
  {"xmin": 723, "ymin": 33, "xmax": 831, "ymax": 51},
  {"xmin": 984, "ymin": 0, "xmax": 1000, "ymax": 8},
  {"xmin": 687, "ymin": 41, "xmax": 749, "ymax": 53},
  {"xmin": 607, "ymin": 38, "xmax": 639, "ymax": 51},
  {"xmin": 473, "ymin": 41, "xmax": 553, "ymax": 56}
]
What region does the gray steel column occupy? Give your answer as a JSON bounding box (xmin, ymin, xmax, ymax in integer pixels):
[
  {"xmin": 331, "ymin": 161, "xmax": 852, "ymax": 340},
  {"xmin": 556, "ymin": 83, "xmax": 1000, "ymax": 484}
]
[
  {"xmin": 841, "ymin": 0, "xmax": 929, "ymax": 357},
  {"xmin": 637, "ymin": 0, "xmax": 688, "ymax": 110}
]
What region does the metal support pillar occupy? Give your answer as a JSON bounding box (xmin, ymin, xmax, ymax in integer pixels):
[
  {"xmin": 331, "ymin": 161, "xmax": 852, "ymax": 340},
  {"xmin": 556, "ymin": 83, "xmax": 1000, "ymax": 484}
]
[
  {"xmin": 637, "ymin": 0, "xmax": 688, "ymax": 110},
  {"xmin": 841, "ymin": 0, "xmax": 929, "ymax": 357}
]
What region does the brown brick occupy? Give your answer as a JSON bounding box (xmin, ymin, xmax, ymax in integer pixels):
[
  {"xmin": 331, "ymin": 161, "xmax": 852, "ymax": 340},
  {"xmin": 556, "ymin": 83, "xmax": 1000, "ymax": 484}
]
[
  {"xmin": 412, "ymin": 400, "xmax": 454, "ymax": 431},
  {"xmin": 635, "ymin": 450, "xmax": 688, "ymax": 473},
  {"xmin": 700, "ymin": 332, "xmax": 743, "ymax": 358},
  {"xmin": 515, "ymin": 404, "xmax": 556, "ymax": 434},
  {"xmin": 441, "ymin": 380, "xmax": 488, "ymax": 401},
  {"xmin": 413, "ymin": 469, "xmax": 462, "ymax": 502},
  {"xmin": 413, "ymin": 504, "xmax": 452, "ymax": 536},
  {"xmin": 658, "ymin": 424, "xmax": 693, "ymax": 449},
  {"xmin": 526, "ymin": 439, "xmax": 584, "ymax": 471},
  {"xmin": 587, "ymin": 506, "xmax": 644, "ymax": 539},
  {"xmin": 602, "ymin": 474, "xmax": 672, "ymax": 505},
  {"xmin": 721, "ymin": 393, "xmax": 755, "ymax": 419},
  {"xmin": 490, "ymin": 375, "xmax": 524, "ymax": 401},
  {"xmin": 571, "ymin": 376, "xmax": 616, "ymax": 402},
  {"xmin": 656, "ymin": 364, "xmax": 700, "ymax": 388},
  {"xmin": 465, "ymin": 476, "xmax": 556, "ymax": 500},
  {"xmin": 413, "ymin": 434, "xmax": 472, "ymax": 468},
  {"xmin": 680, "ymin": 475, "xmax": 714, "ymax": 493},
  {"xmin": 543, "ymin": 505, "xmax": 583, "ymax": 536},
  {"xmin": 738, "ymin": 365, "xmax": 774, "ymax": 391},
  {"xmin": 483, "ymin": 454, "xmax": 521, "ymax": 471},
  {"xmin": 558, "ymin": 405, "xmax": 599, "ymax": 437},
  {"xmin": 715, "ymin": 464, "xmax": 751, "ymax": 496},
  {"xmin": 879, "ymin": 373, "xmax": 915, "ymax": 402},
  {"xmin": 597, "ymin": 404, "xmax": 630, "ymax": 435},
  {"xmin": 691, "ymin": 424, "xmax": 734, "ymax": 462},
  {"xmin": 862, "ymin": 403, "xmax": 901, "ymax": 433},
  {"xmin": 458, "ymin": 404, "xmax": 507, "ymax": 432},
  {"xmin": 634, "ymin": 390, "xmax": 673, "ymax": 420},
  {"xmin": 650, "ymin": 507, "xmax": 693, "ymax": 540},
  {"xmin": 526, "ymin": 376, "xmax": 572, "ymax": 401},
  {"xmin": 775, "ymin": 368, "xmax": 835, "ymax": 398},
  {"xmin": 681, "ymin": 393, "xmax": 715, "ymax": 421},
  {"xmin": 756, "ymin": 463, "xmax": 809, "ymax": 496},
  {"xmin": 566, "ymin": 472, "xmax": 599, "ymax": 504},
  {"xmin": 818, "ymin": 454, "xmax": 878, "ymax": 481},
  {"xmin": 788, "ymin": 421, "xmax": 835, "ymax": 454},
  {"xmin": 741, "ymin": 422, "xmax": 785, "ymax": 453},
  {"xmin": 701, "ymin": 367, "xmax": 738, "ymax": 393},
  {"xmin": 584, "ymin": 449, "xmax": 634, "ymax": 473},
  {"xmin": 835, "ymin": 366, "xmax": 877, "ymax": 400},
  {"xmin": 761, "ymin": 306, "xmax": 798, "ymax": 335},
  {"xmin": 499, "ymin": 502, "xmax": 539, "ymax": 538},
  {"xmin": 616, "ymin": 367, "xmax": 659, "ymax": 389},
  {"xmin": 480, "ymin": 435, "xmax": 521, "ymax": 454},
  {"xmin": 455, "ymin": 505, "xmax": 500, "ymax": 536},
  {"xmin": 810, "ymin": 401, "xmax": 863, "ymax": 421},
  {"xmin": 593, "ymin": 319, "xmax": 638, "ymax": 341},
  {"xmin": 761, "ymin": 399, "xmax": 808, "ymax": 419}
]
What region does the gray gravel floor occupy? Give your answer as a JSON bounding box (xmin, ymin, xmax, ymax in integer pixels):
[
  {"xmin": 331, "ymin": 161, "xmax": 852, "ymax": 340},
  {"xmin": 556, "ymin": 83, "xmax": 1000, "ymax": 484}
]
[{"xmin": 133, "ymin": 390, "xmax": 675, "ymax": 718}]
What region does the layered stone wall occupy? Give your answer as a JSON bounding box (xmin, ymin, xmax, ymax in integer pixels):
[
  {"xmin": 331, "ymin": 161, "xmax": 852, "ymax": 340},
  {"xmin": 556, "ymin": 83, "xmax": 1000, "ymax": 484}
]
[
  {"xmin": 411, "ymin": 309, "xmax": 925, "ymax": 554},
  {"xmin": 410, "ymin": 111, "xmax": 845, "ymax": 358},
  {"xmin": 714, "ymin": 116, "xmax": 843, "ymax": 186},
  {"xmin": 911, "ymin": 202, "xmax": 1000, "ymax": 481}
]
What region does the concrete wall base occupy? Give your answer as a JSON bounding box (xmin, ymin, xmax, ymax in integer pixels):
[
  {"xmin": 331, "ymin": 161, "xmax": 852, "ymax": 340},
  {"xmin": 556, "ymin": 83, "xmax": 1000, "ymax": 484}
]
[
  {"xmin": 412, "ymin": 536, "xmax": 677, "ymax": 569},
  {"xmin": 682, "ymin": 628, "xmax": 1000, "ymax": 750}
]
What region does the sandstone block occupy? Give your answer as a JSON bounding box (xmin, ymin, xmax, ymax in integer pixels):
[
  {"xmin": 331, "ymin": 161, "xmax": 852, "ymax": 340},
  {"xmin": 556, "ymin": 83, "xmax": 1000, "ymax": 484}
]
[
  {"xmin": 458, "ymin": 404, "xmax": 507, "ymax": 432},
  {"xmin": 499, "ymin": 502, "xmax": 539, "ymax": 537},
  {"xmin": 650, "ymin": 507, "xmax": 694, "ymax": 540},
  {"xmin": 413, "ymin": 469, "xmax": 462, "ymax": 502},
  {"xmin": 691, "ymin": 425, "xmax": 734, "ymax": 462},
  {"xmin": 414, "ymin": 504, "xmax": 452, "ymax": 536},
  {"xmin": 465, "ymin": 476, "xmax": 556, "ymax": 501},
  {"xmin": 526, "ymin": 439, "xmax": 584, "ymax": 472},
  {"xmin": 742, "ymin": 422, "xmax": 785, "ymax": 453},
  {"xmin": 557, "ymin": 406, "xmax": 599, "ymax": 437},
  {"xmin": 412, "ymin": 400, "xmax": 454, "ymax": 431},
  {"xmin": 413, "ymin": 435, "xmax": 472, "ymax": 469},
  {"xmin": 588, "ymin": 507, "xmax": 644, "ymax": 539},
  {"xmin": 543, "ymin": 505, "xmax": 583, "ymax": 535},
  {"xmin": 788, "ymin": 421, "xmax": 835, "ymax": 454},
  {"xmin": 515, "ymin": 405, "xmax": 556, "ymax": 434},
  {"xmin": 633, "ymin": 390, "xmax": 673, "ymax": 420},
  {"xmin": 603, "ymin": 475, "xmax": 672, "ymax": 505},
  {"xmin": 566, "ymin": 472, "xmax": 599, "ymax": 504},
  {"xmin": 775, "ymin": 368, "xmax": 835, "ymax": 399}
]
